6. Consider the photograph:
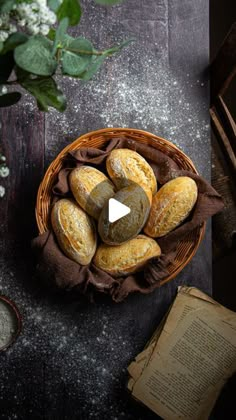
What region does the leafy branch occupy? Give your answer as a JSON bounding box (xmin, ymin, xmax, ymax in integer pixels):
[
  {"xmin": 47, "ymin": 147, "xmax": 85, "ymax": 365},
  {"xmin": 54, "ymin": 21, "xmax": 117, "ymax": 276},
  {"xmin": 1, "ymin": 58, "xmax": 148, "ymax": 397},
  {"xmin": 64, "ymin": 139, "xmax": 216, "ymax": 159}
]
[{"xmin": 0, "ymin": 0, "xmax": 133, "ymax": 111}]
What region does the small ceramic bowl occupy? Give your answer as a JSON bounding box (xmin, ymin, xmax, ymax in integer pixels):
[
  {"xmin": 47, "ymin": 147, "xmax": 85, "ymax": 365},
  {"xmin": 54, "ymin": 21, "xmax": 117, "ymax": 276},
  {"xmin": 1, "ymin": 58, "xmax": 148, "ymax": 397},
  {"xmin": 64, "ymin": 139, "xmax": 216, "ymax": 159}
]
[{"xmin": 0, "ymin": 295, "xmax": 22, "ymax": 351}]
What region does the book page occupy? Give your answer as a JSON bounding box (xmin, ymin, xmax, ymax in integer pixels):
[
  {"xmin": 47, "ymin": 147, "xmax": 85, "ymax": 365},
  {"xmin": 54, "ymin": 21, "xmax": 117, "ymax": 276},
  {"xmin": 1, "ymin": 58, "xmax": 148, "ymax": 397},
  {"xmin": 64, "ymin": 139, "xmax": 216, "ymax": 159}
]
[
  {"xmin": 128, "ymin": 312, "xmax": 169, "ymax": 390},
  {"xmin": 128, "ymin": 287, "xmax": 219, "ymax": 388},
  {"xmin": 129, "ymin": 287, "xmax": 236, "ymax": 419}
]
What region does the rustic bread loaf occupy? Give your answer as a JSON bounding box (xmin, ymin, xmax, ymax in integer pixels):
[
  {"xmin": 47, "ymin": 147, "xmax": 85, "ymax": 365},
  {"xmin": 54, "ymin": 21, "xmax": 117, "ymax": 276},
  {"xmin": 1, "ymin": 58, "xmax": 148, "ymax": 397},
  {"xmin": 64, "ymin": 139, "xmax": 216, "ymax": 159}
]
[
  {"xmin": 144, "ymin": 176, "xmax": 198, "ymax": 237},
  {"xmin": 106, "ymin": 148, "xmax": 157, "ymax": 194},
  {"xmin": 93, "ymin": 235, "xmax": 161, "ymax": 276},
  {"xmin": 51, "ymin": 198, "xmax": 97, "ymax": 265},
  {"xmin": 69, "ymin": 166, "xmax": 115, "ymax": 220},
  {"xmin": 98, "ymin": 184, "xmax": 151, "ymax": 245}
]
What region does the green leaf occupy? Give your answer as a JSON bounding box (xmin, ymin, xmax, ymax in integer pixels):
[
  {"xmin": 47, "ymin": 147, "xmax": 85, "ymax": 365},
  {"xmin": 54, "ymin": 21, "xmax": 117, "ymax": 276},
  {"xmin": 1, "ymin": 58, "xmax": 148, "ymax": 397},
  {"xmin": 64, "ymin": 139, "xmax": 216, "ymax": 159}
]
[
  {"xmin": 0, "ymin": 0, "xmax": 15, "ymax": 13},
  {"xmin": 62, "ymin": 37, "xmax": 93, "ymax": 76},
  {"xmin": 62, "ymin": 34, "xmax": 75, "ymax": 47},
  {"xmin": 77, "ymin": 39, "xmax": 133, "ymax": 80},
  {"xmin": 47, "ymin": 28, "xmax": 56, "ymax": 41},
  {"xmin": 79, "ymin": 55, "xmax": 107, "ymax": 81},
  {"xmin": 57, "ymin": 0, "xmax": 82, "ymax": 26},
  {"xmin": 67, "ymin": 37, "xmax": 93, "ymax": 53},
  {"xmin": 103, "ymin": 38, "xmax": 135, "ymax": 54},
  {"xmin": 62, "ymin": 51, "xmax": 90, "ymax": 76},
  {"xmin": 14, "ymin": 36, "xmax": 57, "ymax": 76},
  {"xmin": 0, "ymin": 92, "xmax": 21, "ymax": 107},
  {"xmin": 0, "ymin": 32, "xmax": 28, "ymax": 55},
  {"xmin": 0, "ymin": 42, "xmax": 3, "ymax": 53},
  {"xmin": 15, "ymin": 66, "xmax": 29, "ymax": 82},
  {"xmin": 20, "ymin": 77, "xmax": 66, "ymax": 112},
  {"xmin": 52, "ymin": 17, "xmax": 69, "ymax": 54},
  {"xmin": 0, "ymin": 51, "xmax": 14, "ymax": 83},
  {"xmin": 48, "ymin": 31, "xmax": 73, "ymax": 46},
  {"xmin": 95, "ymin": 0, "xmax": 123, "ymax": 5},
  {"xmin": 47, "ymin": 0, "xmax": 61, "ymax": 12}
]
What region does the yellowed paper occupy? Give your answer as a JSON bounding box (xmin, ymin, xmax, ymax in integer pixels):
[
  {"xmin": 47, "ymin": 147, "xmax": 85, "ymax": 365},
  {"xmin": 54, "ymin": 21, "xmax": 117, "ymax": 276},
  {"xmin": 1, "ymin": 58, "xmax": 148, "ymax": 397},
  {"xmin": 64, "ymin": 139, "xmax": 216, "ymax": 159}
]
[
  {"xmin": 128, "ymin": 287, "xmax": 236, "ymax": 419},
  {"xmin": 128, "ymin": 309, "xmax": 171, "ymax": 388},
  {"xmin": 128, "ymin": 287, "xmax": 217, "ymax": 387}
]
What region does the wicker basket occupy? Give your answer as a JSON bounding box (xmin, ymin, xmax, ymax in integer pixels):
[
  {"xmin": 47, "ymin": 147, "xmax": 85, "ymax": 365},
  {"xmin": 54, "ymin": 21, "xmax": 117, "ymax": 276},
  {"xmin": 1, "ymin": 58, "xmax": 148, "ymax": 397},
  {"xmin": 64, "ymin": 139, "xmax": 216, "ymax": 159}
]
[{"xmin": 35, "ymin": 128, "xmax": 206, "ymax": 287}]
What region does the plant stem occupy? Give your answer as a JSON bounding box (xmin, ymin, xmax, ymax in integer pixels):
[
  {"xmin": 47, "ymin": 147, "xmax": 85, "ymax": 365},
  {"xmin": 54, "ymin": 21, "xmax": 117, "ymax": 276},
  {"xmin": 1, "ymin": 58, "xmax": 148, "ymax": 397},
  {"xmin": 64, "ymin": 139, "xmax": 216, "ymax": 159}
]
[
  {"xmin": 64, "ymin": 48, "xmax": 106, "ymax": 56},
  {"xmin": 56, "ymin": 48, "xmax": 62, "ymax": 62}
]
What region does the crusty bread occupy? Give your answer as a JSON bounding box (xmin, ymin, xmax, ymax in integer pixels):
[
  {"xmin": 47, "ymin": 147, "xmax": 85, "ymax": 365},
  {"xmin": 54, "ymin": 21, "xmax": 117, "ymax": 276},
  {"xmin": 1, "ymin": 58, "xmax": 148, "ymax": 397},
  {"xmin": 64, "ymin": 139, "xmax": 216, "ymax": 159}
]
[
  {"xmin": 106, "ymin": 148, "xmax": 157, "ymax": 194},
  {"xmin": 51, "ymin": 198, "xmax": 97, "ymax": 265},
  {"xmin": 144, "ymin": 177, "xmax": 198, "ymax": 237},
  {"xmin": 69, "ymin": 166, "xmax": 115, "ymax": 219},
  {"xmin": 98, "ymin": 184, "xmax": 151, "ymax": 245},
  {"xmin": 93, "ymin": 235, "xmax": 161, "ymax": 276}
]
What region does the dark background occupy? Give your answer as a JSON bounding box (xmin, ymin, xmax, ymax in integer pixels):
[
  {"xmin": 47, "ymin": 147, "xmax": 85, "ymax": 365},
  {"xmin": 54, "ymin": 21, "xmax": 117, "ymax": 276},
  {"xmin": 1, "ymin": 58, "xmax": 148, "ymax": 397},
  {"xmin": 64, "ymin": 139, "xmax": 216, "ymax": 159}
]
[
  {"xmin": 0, "ymin": 0, "xmax": 235, "ymax": 418},
  {"xmin": 211, "ymin": 0, "xmax": 236, "ymax": 312},
  {"xmin": 211, "ymin": 0, "xmax": 236, "ymax": 417}
]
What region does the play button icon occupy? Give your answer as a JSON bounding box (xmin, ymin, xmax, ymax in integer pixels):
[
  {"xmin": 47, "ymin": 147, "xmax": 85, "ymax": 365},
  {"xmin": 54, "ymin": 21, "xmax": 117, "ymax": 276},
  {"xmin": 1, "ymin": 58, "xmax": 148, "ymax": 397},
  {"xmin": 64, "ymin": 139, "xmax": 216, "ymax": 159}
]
[
  {"xmin": 108, "ymin": 198, "xmax": 131, "ymax": 223},
  {"xmin": 86, "ymin": 178, "xmax": 150, "ymax": 245}
]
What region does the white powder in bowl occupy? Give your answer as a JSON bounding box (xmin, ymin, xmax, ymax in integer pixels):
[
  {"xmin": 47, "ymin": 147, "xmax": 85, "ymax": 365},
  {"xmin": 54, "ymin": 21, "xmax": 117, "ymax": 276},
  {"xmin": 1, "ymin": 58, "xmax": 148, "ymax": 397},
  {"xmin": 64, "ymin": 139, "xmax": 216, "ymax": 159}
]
[{"xmin": 0, "ymin": 297, "xmax": 20, "ymax": 350}]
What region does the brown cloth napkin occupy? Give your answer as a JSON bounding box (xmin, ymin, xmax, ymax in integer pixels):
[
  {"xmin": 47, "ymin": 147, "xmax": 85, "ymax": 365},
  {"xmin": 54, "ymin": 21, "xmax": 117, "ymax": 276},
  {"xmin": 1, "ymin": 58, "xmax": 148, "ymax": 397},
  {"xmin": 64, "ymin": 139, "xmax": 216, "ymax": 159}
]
[{"xmin": 32, "ymin": 138, "xmax": 224, "ymax": 302}]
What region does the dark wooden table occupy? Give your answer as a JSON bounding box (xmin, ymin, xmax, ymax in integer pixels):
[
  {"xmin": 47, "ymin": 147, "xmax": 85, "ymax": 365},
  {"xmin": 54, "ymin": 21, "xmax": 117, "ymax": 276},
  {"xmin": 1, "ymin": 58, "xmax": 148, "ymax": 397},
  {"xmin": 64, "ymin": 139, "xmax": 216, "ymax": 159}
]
[{"xmin": 0, "ymin": 1, "xmax": 211, "ymax": 419}]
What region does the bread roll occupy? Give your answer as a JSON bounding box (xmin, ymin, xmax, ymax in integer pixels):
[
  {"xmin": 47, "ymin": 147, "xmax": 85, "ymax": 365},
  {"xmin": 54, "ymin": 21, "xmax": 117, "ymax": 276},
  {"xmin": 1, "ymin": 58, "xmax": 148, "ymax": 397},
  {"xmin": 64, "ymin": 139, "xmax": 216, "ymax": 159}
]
[
  {"xmin": 98, "ymin": 184, "xmax": 151, "ymax": 245},
  {"xmin": 106, "ymin": 148, "xmax": 157, "ymax": 194},
  {"xmin": 94, "ymin": 235, "xmax": 161, "ymax": 276},
  {"xmin": 69, "ymin": 166, "xmax": 115, "ymax": 220},
  {"xmin": 51, "ymin": 198, "xmax": 97, "ymax": 265},
  {"xmin": 144, "ymin": 177, "xmax": 198, "ymax": 237}
]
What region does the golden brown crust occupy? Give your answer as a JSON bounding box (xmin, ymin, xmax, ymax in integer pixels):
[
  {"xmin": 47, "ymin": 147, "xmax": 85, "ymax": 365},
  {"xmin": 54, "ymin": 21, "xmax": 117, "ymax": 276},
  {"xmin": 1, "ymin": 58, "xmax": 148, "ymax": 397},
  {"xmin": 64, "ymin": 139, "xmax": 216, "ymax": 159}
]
[
  {"xmin": 144, "ymin": 177, "xmax": 198, "ymax": 237},
  {"xmin": 69, "ymin": 166, "xmax": 115, "ymax": 220},
  {"xmin": 93, "ymin": 235, "xmax": 161, "ymax": 276},
  {"xmin": 106, "ymin": 148, "xmax": 157, "ymax": 194},
  {"xmin": 51, "ymin": 198, "xmax": 97, "ymax": 265},
  {"xmin": 98, "ymin": 184, "xmax": 151, "ymax": 245}
]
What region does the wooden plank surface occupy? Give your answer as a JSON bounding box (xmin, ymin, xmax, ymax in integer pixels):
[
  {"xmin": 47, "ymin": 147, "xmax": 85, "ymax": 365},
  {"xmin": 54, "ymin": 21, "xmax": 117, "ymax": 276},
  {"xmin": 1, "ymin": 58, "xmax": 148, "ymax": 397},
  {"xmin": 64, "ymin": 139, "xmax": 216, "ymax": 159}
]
[{"xmin": 0, "ymin": 1, "xmax": 210, "ymax": 418}]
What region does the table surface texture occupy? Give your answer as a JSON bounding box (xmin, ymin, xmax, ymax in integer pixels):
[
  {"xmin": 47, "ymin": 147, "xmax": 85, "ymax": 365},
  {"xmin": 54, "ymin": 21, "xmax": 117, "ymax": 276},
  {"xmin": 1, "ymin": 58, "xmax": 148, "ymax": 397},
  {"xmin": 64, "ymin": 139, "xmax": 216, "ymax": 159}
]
[{"xmin": 0, "ymin": 0, "xmax": 210, "ymax": 419}]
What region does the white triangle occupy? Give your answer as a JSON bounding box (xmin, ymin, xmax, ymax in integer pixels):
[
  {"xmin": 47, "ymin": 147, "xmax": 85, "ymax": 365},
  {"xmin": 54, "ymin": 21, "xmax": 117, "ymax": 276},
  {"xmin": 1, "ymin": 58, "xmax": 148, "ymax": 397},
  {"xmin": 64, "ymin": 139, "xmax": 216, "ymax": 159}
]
[{"xmin": 108, "ymin": 198, "xmax": 131, "ymax": 223}]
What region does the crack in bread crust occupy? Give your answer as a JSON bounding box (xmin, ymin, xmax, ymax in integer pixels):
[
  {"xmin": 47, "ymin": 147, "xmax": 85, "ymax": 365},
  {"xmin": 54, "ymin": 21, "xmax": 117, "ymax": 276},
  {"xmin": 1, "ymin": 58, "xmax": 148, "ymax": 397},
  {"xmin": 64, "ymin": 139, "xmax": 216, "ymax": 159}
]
[
  {"xmin": 94, "ymin": 235, "xmax": 161, "ymax": 276},
  {"xmin": 69, "ymin": 166, "xmax": 115, "ymax": 220},
  {"xmin": 144, "ymin": 177, "xmax": 198, "ymax": 237},
  {"xmin": 51, "ymin": 199, "xmax": 97, "ymax": 265},
  {"xmin": 106, "ymin": 149, "xmax": 157, "ymax": 194}
]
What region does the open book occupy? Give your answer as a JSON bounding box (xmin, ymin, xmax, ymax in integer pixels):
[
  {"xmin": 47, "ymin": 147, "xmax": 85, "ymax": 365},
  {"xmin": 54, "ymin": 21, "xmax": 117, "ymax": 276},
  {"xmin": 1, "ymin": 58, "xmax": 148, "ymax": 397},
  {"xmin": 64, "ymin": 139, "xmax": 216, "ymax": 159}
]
[{"xmin": 127, "ymin": 286, "xmax": 236, "ymax": 419}]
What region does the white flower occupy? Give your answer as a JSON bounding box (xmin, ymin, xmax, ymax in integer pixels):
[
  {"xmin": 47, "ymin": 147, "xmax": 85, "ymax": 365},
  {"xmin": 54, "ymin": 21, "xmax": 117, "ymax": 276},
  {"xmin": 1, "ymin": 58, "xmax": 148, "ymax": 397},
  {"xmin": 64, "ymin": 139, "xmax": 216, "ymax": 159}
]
[
  {"xmin": 0, "ymin": 30, "xmax": 9, "ymax": 42},
  {"xmin": 41, "ymin": 24, "xmax": 50, "ymax": 35},
  {"xmin": 0, "ymin": 86, "xmax": 8, "ymax": 95},
  {"xmin": 0, "ymin": 185, "xmax": 5, "ymax": 198},
  {"xmin": 0, "ymin": 13, "xmax": 17, "ymax": 42},
  {"xmin": 0, "ymin": 166, "xmax": 10, "ymax": 178},
  {"xmin": 0, "ymin": 13, "xmax": 10, "ymax": 27},
  {"xmin": 0, "ymin": 2, "xmax": 56, "ymax": 41},
  {"xmin": 15, "ymin": 1, "xmax": 56, "ymax": 36}
]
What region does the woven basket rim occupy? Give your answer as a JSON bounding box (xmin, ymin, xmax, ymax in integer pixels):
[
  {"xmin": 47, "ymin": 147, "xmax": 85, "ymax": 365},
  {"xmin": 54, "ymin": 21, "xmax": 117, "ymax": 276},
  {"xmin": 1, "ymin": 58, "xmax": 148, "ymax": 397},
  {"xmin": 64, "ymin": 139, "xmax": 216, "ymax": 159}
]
[
  {"xmin": 35, "ymin": 127, "xmax": 206, "ymax": 288},
  {"xmin": 38, "ymin": 127, "xmax": 199, "ymax": 193},
  {"xmin": 36, "ymin": 127, "xmax": 199, "ymax": 230}
]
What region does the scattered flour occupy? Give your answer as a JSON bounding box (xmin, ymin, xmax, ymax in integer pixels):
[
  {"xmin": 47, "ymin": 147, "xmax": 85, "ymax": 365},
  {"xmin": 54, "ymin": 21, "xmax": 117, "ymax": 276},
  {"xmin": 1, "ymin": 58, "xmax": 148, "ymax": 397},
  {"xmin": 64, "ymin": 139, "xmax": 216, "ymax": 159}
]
[{"xmin": 0, "ymin": 0, "xmax": 210, "ymax": 418}]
